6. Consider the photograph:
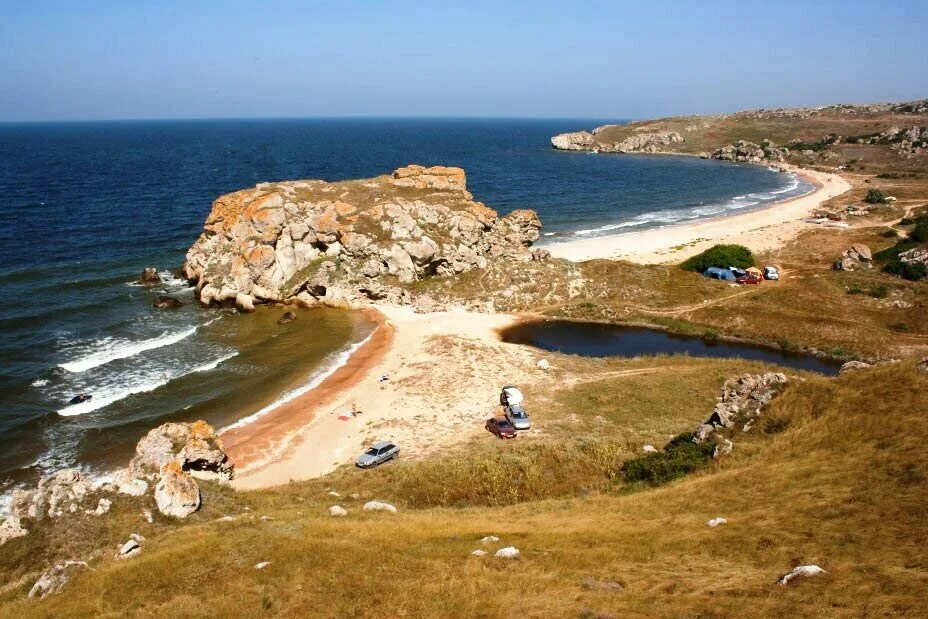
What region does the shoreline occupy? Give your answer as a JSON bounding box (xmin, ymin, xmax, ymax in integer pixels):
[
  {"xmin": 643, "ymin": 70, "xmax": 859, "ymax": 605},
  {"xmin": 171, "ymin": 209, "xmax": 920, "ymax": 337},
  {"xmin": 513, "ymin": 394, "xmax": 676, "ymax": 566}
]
[{"xmin": 545, "ymin": 164, "xmax": 852, "ymax": 264}]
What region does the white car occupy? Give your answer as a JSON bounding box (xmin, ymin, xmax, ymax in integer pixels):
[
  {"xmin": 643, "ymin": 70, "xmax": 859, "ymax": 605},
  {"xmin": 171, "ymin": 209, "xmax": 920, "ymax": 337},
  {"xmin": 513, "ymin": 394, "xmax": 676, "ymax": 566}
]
[
  {"xmin": 763, "ymin": 266, "xmax": 780, "ymax": 280},
  {"xmin": 500, "ymin": 385, "xmax": 524, "ymax": 407}
]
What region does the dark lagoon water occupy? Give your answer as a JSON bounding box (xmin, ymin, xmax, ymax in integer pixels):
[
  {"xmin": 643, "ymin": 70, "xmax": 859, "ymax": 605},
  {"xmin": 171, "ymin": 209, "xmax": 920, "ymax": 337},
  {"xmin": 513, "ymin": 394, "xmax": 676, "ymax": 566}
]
[
  {"xmin": 501, "ymin": 320, "xmax": 842, "ymax": 376},
  {"xmin": 0, "ymin": 118, "xmax": 811, "ymax": 500}
]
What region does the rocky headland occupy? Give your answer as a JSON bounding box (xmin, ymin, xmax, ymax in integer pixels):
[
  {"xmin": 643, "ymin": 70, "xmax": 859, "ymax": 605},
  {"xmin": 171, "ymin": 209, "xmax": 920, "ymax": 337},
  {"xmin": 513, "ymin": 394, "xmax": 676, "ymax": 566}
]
[{"xmin": 183, "ymin": 165, "xmax": 545, "ymax": 311}]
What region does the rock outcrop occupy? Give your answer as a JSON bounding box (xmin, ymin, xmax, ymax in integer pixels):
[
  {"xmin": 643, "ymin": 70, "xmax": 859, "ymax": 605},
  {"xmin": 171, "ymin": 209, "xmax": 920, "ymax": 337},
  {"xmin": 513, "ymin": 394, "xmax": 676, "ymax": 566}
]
[
  {"xmin": 153, "ymin": 296, "xmax": 182, "ymax": 309},
  {"xmin": 551, "ymin": 129, "xmax": 684, "ymax": 153},
  {"xmin": 139, "ymin": 267, "xmax": 161, "ymax": 285},
  {"xmin": 130, "ymin": 420, "xmax": 233, "ymax": 483},
  {"xmin": 28, "ymin": 561, "xmax": 89, "ymax": 599},
  {"xmin": 0, "ymin": 516, "xmax": 28, "ymax": 546},
  {"xmin": 9, "ymin": 469, "xmax": 91, "ymax": 520},
  {"xmin": 183, "ymin": 165, "xmax": 542, "ymax": 309},
  {"xmin": 711, "ymin": 139, "xmax": 788, "ymax": 163},
  {"xmin": 694, "ymin": 373, "xmax": 788, "ymax": 442},
  {"xmin": 833, "ymin": 244, "xmax": 873, "ymax": 271}
]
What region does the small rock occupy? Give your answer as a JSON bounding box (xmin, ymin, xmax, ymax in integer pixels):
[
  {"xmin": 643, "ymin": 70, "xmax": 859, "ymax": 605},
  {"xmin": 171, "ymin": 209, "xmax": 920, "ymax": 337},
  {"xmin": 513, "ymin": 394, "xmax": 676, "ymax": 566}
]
[
  {"xmin": 0, "ymin": 516, "xmax": 28, "ymax": 546},
  {"xmin": 277, "ymin": 310, "xmax": 297, "ymax": 325},
  {"xmin": 494, "ymin": 546, "xmax": 520, "ymax": 559},
  {"xmin": 139, "ymin": 267, "xmax": 161, "ymax": 285},
  {"xmin": 916, "ymin": 356, "xmax": 928, "ymax": 374},
  {"xmin": 217, "ymin": 515, "xmax": 236, "ymax": 522},
  {"xmin": 580, "ymin": 576, "xmax": 624, "ymax": 592},
  {"xmin": 349, "ymin": 493, "xmax": 360, "ymax": 500},
  {"xmin": 153, "ymin": 296, "xmax": 182, "ymax": 309},
  {"xmin": 28, "ymin": 561, "xmax": 89, "ymax": 599},
  {"xmin": 117, "ymin": 538, "xmax": 141, "ymax": 559},
  {"xmin": 536, "ymin": 359, "xmax": 550, "ymax": 370},
  {"xmin": 87, "ymin": 498, "xmax": 112, "ymax": 516},
  {"xmin": 707, "ymin": 517, "xmax": 728, "ymax": 527},
  {"xmin": 363, "ymin": 500, "xmax": 397, "ymax": 513},
  {"xmin": 480, "ymin": 535, "xmax": 500, "ymax": 544},
  {"xmin": 327, "ymin": 490, "xmax": 341, "ymax": 497},
  {"xmin": 142, "ymin": 509, "xmax": 154, "ymax": 523},
  {"xmin": 259, "ymin": 515, "xmax": 272, "ymax": 521},
  {"xmin": 778, "ymin": 565, "xmax": 825, "ymax": 585},
  {"xmin": 235, "ymin": 293, "xmax": 255, "ymax": 312},
  {"xmin": 840, "ymin": 360, "xmax": 872, "ymax": 375},
  {"xmin": 713, "ymin": 439, "xmax": 733, "ymax": 459},
  {"xmin": 471, "ymin": 549, "xmax": 487, "ymax": 557},
  {"xmin": 255, "ymin": 561, "xmax": 271, "ymax": 570},
  {"xmin": 642, "ymin": 445, "xmax": 657, "ymax": 453},
  {"xmin": 329, "ymin": 505, "xmax": 348, "ymax": 517}
]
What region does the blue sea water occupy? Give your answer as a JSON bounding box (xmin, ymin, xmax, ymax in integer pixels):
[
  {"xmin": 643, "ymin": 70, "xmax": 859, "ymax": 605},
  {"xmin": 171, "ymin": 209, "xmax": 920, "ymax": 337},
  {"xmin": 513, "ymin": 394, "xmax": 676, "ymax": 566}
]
[{"xmin": 0, "ymin": 118, "xmax": 811, "ymax": 491}]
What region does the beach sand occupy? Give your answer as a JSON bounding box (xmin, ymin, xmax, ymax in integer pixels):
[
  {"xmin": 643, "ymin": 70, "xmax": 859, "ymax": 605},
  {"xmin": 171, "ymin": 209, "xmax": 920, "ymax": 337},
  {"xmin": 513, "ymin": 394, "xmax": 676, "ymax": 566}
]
[
  {"xmin": 545, "ymin": 166, "xmax": 852, "ymax": 264},
  {"xmin": 228, "ymin": 306, "xmax": 542, "ymax": 490}
]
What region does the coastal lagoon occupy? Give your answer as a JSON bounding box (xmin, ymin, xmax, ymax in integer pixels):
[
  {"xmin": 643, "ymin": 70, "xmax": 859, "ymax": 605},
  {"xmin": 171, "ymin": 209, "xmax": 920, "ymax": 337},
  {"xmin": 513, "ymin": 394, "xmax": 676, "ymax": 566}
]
[{"xmin": 0, "ymin": 119, "xmax": 809, "ymax": 495}]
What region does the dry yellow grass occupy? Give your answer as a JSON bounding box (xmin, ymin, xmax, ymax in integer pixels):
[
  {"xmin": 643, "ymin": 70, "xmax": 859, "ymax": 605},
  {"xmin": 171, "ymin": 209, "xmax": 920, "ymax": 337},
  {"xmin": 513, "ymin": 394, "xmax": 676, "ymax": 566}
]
[{"xmin": 3, "ymin": 358, "xmax": 925, "ymax": 617}]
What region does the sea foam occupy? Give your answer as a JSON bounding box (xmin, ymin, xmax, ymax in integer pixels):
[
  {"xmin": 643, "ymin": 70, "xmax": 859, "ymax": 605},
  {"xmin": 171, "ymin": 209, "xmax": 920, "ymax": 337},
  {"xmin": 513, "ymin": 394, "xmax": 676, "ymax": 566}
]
[{"xmin": 59, "ymin": 325, "xmax": 200, "ymax": 373}]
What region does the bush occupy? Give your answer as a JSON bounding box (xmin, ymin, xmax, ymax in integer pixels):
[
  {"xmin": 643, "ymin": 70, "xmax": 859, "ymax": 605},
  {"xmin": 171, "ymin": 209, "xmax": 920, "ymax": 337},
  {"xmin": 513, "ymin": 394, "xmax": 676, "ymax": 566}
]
[
  {"xmin": 620, "ymin": 433, "xmax": 716, "ymax": 486},
  {"xmin": 680, "ymin": 244, "xmax": 755, "ymax": 272},
  {"xmin": 911, "ymin": 218, "xmax": 928, "ymax": 243},
  {"xmin": 865, "ymin": 188, "xmax": 887, "ymax": 204},
  {"xmin": 881, "ymin": 229, "xmax": 899, "ymax": 238},
  {"xmin": 883, "ymin": 260, "xmax": 928, "ymax": 281}
]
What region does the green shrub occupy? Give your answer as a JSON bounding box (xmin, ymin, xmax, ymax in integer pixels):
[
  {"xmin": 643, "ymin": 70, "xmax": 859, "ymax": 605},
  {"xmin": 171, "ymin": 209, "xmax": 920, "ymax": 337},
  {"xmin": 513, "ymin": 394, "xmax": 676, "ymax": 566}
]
[
  {"xmin": 680, "ymin": 244, "xmax": 755, "ymax": 272},
  {"xmin": 883, "ymin": 260, "xmax": 928, "ymax": 281},
  {"xmin": 911, "ymin": 218, "xmax": 928, "ymax": 243},
  {"xmin": 620, "ymin": 433, "xmax": 716, "ymax": 486},
  {"xmin": 868, "ymin": 284, "xmax": 890, "ymax": 299},
  {"xmin": 865, "ymin": 188, "xmax": 887, "ymax": 204},
  {"xmin": 881, "ymin": 229, "xmax": 899, "ymax": 238}
]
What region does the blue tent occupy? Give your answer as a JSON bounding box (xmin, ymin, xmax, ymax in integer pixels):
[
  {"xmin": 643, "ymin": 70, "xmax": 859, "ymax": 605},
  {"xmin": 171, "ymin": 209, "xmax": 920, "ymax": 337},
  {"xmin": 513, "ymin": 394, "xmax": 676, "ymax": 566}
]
[{"xmin": 704, "ymin": 267, "xmax": 736, "ymax": 281}]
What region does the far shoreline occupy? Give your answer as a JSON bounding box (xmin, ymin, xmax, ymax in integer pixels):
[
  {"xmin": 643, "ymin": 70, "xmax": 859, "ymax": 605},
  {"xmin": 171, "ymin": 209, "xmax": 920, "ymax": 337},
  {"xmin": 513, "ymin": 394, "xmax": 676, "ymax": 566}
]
[{"xmin": 545, "ymin": 164, "xmax": 851, "ymax": 264}]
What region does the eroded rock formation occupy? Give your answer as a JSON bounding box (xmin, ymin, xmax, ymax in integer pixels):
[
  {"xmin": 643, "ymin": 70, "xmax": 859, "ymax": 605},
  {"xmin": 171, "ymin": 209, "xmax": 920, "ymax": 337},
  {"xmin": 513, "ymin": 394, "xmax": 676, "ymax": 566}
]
[
  {"xmin": 551, "ymin": 130, "xmax": 684, "ymax": 153},
  {"xmin": 694, "ymin": 373, "xmax": 788, "ymax": 442},
  {"xmin": 711, "ymin": 139, "xmax": 788, "ymax": 163},
  {"xmin": 183, "ymin": 165, "xmax": 543, "ymax": 309}
]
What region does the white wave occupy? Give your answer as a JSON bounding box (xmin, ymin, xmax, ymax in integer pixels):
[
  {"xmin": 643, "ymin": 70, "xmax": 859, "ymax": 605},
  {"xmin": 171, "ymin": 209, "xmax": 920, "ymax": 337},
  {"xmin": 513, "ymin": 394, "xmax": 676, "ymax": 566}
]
[
  {"xmin": 31, "ymin": 378, "xmax": 49, "ymax": 387},
  {"xmin": 219, "ymin": 330, "xmax": 377, "ymax": 434},
  {"xmin": 59, "ymin": 326, "xmax": 198, "ymax": 373},
  {"xmin": 573, "ymin": 220, "xmax": 649, "ymax": 236},
  {"xmin": 191, "ymin": 351, "xmax": 238, "ymax": 373},
  {"xmin": 56, "ymin": 377, "xmax": 171, "ymax": 416}
]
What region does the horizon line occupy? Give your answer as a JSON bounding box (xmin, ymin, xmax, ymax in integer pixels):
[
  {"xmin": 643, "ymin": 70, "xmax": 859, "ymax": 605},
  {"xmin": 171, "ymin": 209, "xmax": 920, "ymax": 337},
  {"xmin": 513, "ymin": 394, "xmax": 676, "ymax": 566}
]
[{"xmin": 0, "ymin": 114, "xmax": 635, "ymax": 126}]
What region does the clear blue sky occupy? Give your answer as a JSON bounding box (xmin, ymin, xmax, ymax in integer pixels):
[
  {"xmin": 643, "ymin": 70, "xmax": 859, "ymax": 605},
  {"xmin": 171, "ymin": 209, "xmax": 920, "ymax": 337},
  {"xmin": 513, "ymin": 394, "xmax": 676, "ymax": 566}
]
[{"xmin": 1, "ymin": 0, "xmax": 926, "ymax": 121}]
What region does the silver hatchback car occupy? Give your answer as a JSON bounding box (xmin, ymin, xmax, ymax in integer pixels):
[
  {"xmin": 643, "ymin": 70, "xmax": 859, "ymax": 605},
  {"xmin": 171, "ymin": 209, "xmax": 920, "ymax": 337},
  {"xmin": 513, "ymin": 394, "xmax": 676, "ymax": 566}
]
[
  {"xmin": 504, "ymin": 403, "xmax": 531, "ymax": 430},
  {"xmin": 355, "ymin": 441, "xmax": 399, "ymax": 468}
]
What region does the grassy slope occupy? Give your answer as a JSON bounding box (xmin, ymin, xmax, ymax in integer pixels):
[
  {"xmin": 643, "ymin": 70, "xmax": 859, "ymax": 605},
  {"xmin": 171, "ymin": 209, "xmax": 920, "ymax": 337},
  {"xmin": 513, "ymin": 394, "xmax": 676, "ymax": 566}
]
[{"xmin": 3, "ymin": 360, "xmax": 926, "ymax": 617}]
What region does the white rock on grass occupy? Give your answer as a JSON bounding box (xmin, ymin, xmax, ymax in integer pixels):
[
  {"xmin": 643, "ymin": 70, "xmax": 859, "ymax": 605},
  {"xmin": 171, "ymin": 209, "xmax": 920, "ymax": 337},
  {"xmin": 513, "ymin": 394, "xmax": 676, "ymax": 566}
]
[
  {"xmin": 255, "ymin": 561, "xmax": 271, "ymax": 570},
  {"xmin": 713, "ymin": 439, "xmax": 733, "ymax": 459},
  {"xmin": 0, "ymin": 516, "xmax": 28, "ymax": 546},
  {"xmin": 778, "ymin": 565, "xmax": 825, "ymax": 585},
  {"xmin": 363, "ymin": 501, "xmax": 397, "ymax": 513},
  {"xmin": 707, "ymin": 517, "xmax": 728, "ymax": 527},
  {"xmin": 117, "ymin": 538, "xmax": 141, "ymax": 559},
  {"xmin": 471, "ymin": 549, "xmax": 487, "ymax": 557},
  {"xmin": 642, "ymin": 445, "xmax": 657, "ymax": 453},
  {"xmin": 494, "ymin": 546, "xmax": 520, "ymax": 559},
  {"xmin": 537, "ymin": 359, "xmax": 550, "ymax": 370},
  {"xmin": 142, "ymin": 509, "xmax": 154, "ymax": 523},
  {"xmin": 480, "ymin": 535, "xmax": 500, "ymax": 544},
  {"xmin": 327, "ymin": 490, "xmax": 341, "ymax": 497},
  {"xmin": 329, "ymin": 505, "xmax": 348, "ymax": 517},
  {"xmin": 86, "ymin": 498, "xmax": 112, "ymax": 516},
  {"xmin": 28, "ymin": 561, "xmax": 89, "ymax": 599}
]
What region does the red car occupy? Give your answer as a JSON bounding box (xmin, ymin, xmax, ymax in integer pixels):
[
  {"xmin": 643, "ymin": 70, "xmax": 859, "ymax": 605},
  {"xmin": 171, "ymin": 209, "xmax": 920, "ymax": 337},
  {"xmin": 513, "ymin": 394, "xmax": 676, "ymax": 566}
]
[
  {"xmin": 485, "ymin": 416, "xmax": 517, "ymax": 439},
  {"xmin": 736, "ymin": 274, "xmax": 762, "ymax": 285}
]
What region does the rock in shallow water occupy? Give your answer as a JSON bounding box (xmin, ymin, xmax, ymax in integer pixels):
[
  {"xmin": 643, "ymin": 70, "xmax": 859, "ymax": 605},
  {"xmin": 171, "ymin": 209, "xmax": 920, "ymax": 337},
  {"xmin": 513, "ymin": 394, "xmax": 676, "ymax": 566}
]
[{"xmin": 152, "ymin": 296, "xmax": 182, "ymax": 309}]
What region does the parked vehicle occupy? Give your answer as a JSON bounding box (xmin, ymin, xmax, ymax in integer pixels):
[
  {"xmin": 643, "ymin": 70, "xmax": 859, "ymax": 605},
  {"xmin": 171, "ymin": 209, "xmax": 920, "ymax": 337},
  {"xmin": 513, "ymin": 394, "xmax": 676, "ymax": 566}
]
[
  {"xmin": 736, "ymin": 274, "xmax": 762, "ymax": 285},
  {"xmin": 504, "ymin": 403, "xmax": 531, "ymax": 430},
  {"xmin": 764, "ymin": 266, "xmax": 780, "ymax": 280},
  {"xmin": 500, "ymin": 385, "xmax": 524, "ymax": 407},
  {"xmin": 703, "ymin": 267, "xmax": 736, "ymax": 281},
  {"xmin": 728, "ymin": 267, "xmax": 748, "ymax": 278},
  {"xmin": 355, "ymin": 441, "xmax": 399, "ymax": 468},
  {"xmin": 485, "ymin": 416, "xmax": 517, "ymax": 439}
]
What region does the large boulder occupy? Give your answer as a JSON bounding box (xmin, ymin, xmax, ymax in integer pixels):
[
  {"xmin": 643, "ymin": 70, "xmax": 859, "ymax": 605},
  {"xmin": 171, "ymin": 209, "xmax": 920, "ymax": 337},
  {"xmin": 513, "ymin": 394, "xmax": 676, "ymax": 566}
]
[
  {"xmin": 550, "ymin": 131, "xmax": 595, "ymax": 150},
  {"xmin": 154, "ymin": 462, "xmax": 201, "ymax": 518},
  {"xmin": 138, "ymin": 267, "xmax": 161, "ymax": 285},
  {"xmin": 131, "ymin": 421, "xmax": 233, "ymax": 483}
]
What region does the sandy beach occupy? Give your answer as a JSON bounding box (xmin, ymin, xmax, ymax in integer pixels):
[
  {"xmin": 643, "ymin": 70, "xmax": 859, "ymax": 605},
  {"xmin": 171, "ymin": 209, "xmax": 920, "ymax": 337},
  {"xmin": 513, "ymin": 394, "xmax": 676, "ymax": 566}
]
[
  {"xmin": 228, "ymin": 306, "xmax": 543, "ymax": 490},
  {"xmin": 546, "ymin": 166, "xmax": 852, "ymax": 264}
]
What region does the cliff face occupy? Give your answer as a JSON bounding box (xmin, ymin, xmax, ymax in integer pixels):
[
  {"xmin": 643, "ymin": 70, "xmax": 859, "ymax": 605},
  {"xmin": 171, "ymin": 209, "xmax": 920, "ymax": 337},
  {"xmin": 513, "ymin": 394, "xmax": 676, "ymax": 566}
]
[{"xmin": 184, "ymin": 165, "xmax": 543, "ymax": 309}]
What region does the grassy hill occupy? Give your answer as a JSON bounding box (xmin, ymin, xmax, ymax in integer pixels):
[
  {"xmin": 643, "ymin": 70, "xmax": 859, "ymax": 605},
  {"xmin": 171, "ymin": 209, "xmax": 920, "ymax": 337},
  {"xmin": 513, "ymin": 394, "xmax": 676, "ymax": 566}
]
[{"xmin": 2, "ymin": 358, "xmax": 925, "ymax": 617}]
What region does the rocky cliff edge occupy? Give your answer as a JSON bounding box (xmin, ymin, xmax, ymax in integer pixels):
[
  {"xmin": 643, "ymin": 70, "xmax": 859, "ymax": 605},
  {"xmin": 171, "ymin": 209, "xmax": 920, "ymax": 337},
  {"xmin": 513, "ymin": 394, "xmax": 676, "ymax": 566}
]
[{"xmin": 184, "ymin": 165, "xmax": 543, "ymax": 309}]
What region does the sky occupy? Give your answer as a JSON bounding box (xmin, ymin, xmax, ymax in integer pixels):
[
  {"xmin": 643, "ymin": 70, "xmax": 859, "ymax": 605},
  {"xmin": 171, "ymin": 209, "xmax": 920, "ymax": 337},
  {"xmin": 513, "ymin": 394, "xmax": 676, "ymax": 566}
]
[{"xmin": 1, "ymin": 0, "xmax": 926, "ymax": 122}]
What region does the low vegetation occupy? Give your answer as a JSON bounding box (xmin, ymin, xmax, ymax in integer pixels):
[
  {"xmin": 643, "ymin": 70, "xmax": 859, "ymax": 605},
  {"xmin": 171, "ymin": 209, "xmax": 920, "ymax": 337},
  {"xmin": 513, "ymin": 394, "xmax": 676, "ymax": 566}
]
[
  {"xmin": 679, "ymin": 244, "xmax": 755, "ymax": 272},
  {"xmin": 620, "ymin": 433, "xmax": 715, "ymax": 486}
]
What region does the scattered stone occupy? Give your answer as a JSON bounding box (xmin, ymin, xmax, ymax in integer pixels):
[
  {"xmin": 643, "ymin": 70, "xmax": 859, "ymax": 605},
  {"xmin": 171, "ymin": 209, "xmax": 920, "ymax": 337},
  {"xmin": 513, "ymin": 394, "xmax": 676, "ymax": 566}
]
[
  {"xmin": 494, "ymin": 546, "xmax": 520, "ymax": 559},
  {"xmin": 536, "ymin": 359, "xmax": 550, "ymax": 370},
  {"xmin": 217, "ymin": 515, "xmax": 236, "ymax": 522},
  {"xmin": 329, "ymin": 505, "xmax": 348, "ymax": 517},
  {"xmin": 642, "ymin": 445, "xmax": 657, "ymax": 454},
  {"xmin": 833, "ymin": 244, "xmax": 873, "ymax": 271},
  {"xmin": 139, "ymin": 267, "xmax": 161, "ymax": 285},
  {"xmin": 363, "ymin": 500, "xmax": 398, "ymax": 513},
  {"xmin": 29, "ymin": 561, "xmax": 90, "ymax": 599},
  {"xmin": 713, "ymin": 439, "xmax": 733, "ymax": 459},
  {"xmin": 471, "ymin": 549, "xmax": 487, "ymax": 557},
  {"xmin": 580, "ymin": 576, "xmax": 624, "ymax": 592},
  {"xmin": 10, "ymin": 468, "xmax": 91, "ymax": 520},
  {"xmin": 255, "ymin": 561, "xmax": 271, "ymax": 570},
  {"xmin": 277, "ymin": 310, "xmax": 297, "ymax": 324},
  {"xmin": 259, "ymin": 515, "xmax": 273, "ymax": 521},
  {"xmin": 707, "ymin": 517, "xmax": 728, "ymax": 527},
  {"xmin": 778, "ymin": 565, "xmax": 825, "ymax": 585},
  {"xmin": 142, "ymin": 509, "xmax": 154, "ymax": 523},
  {"xmin": 0, "ymin": 516, "xmax": 28, "ymax": 545},
  {"xmin": 152, "ymin": 296, "xmax": 182, "ymax": 309},
  {"xmin": 840, "ymin": 360, "xmax": 872, "ymax": 375},
  {"xmin": 916, "ymin": 356, "xmax": 928, "ymax": 374},
  {"xmin": 480, "ymin": 535, "xmax": 500, "ymax": 544},
  {"xmin": 693, "ymin": 373, "xmax": 788, "ymax": 442},
  {"xmin": 349, "ymin": 493, "xmax": 360, "ymax": 500},
  {"xmin": 113, "ymin": 469, "xmax": 149, "ymax": 496},
  {"xmin": 154, "ymin": 462, "xmax": 201, "ymax": 518},
  {"xmin": 328, "ymin": 490, "xmax": 341, "ymax": 497},
  {"xmin": 117, "ymin": 537, "xmax": 141, "ymax": 559},
  {"xmin": 87, "ymin": 498, "xmax": 112, "ymax": 516}
]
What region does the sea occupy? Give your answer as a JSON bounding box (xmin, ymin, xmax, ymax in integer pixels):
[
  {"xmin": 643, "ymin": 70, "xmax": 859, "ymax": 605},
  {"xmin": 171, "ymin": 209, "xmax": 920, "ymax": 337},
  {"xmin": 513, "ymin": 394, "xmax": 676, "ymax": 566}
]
[{"xmin": 0, "ymin": 118, "xmax": 812, "ymax": 503}]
